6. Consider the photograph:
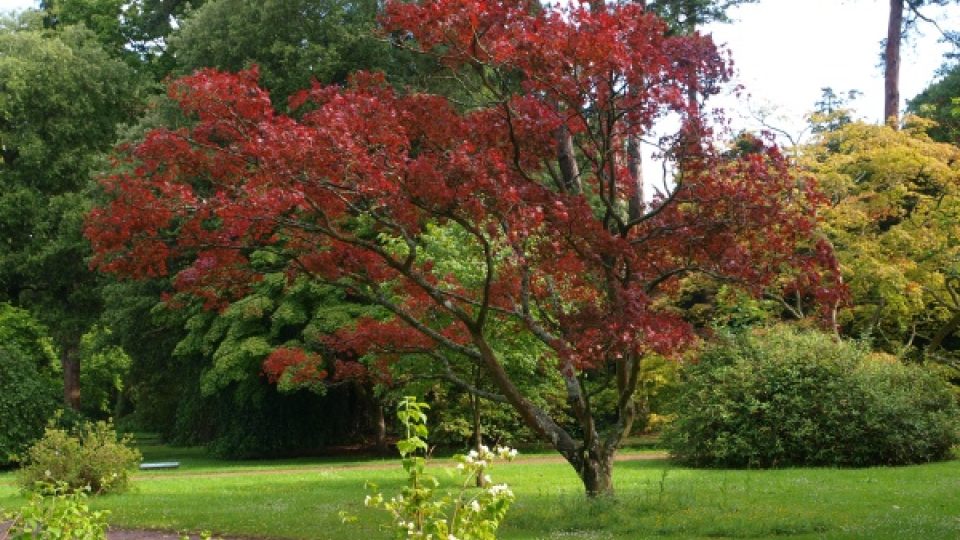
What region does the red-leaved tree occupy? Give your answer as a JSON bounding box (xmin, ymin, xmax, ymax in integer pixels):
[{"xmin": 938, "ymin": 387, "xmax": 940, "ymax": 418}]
[{"xmin": 86, "ymin": 0, "xmax": 840, "ymax": 495}]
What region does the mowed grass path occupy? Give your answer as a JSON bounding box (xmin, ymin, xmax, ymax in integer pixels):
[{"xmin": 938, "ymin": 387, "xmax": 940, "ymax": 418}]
[{"xmin": 1, "ymin": 445, "xmax": 958, "ymax": 539}]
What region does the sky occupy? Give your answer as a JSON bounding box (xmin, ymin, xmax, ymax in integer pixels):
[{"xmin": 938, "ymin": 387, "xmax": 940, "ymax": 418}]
[
  {"xmin": 705, "ymin": 0, "xmax": 960, "ymax": 141},
  {"xmin": 1, "ymin": 0, "xmax": 957, "ymax": 141}
]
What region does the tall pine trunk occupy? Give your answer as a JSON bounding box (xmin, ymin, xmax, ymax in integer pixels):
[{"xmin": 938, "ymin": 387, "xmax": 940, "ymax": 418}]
[{"xmin": 885, "ymin": 0, "xmax": 904, "ymax": 126}]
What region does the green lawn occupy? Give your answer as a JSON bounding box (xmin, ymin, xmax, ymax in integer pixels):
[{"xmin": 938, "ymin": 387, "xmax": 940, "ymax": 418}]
[{"xmin": 1, "ymin": 448, "xmax": 958, "ymax": 539}]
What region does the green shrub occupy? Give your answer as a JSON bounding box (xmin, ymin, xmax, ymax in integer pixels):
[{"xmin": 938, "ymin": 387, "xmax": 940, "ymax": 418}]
[
  {"xmin": 18, "ymin": 420, "xmax": 141, "ymax": 494},
  {"xmin": 0, "ymin": 303, "xmax": 62, "ymax": 466},
  {"xmin": 663, "ymin": 326, "xmax": 960, "ymax": 468},
  {"xmin": 3, "ymin": 482, "xmax": 109, "ymax": 539}
]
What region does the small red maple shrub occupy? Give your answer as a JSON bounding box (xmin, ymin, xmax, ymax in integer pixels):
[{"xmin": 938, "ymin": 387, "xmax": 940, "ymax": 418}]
[{"xmin": 86, "ymin": 0, "xmax": 841, "ymax": 495}]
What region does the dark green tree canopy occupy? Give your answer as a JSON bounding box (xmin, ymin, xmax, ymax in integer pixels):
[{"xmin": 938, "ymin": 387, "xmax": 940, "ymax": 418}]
[
  {"xmin": 0, "ymin": 303, "xmax": 61, "ymax": 465},
  {"xmin": 168, "ymin": 0, "xmax": 413, "ymax": 105},
  {"xmin": 40, "ymin": 0, "xmax": 204, "ymax": 76},
  {"xmin": 645, "ymin": 0, "xmax": 757, "ymax": 32},
  {"xmin": 0, "ymin": 22, "xmax": 137, "ymax": 308},
  {"xmin": 909, "ymin": 62, "xmax": 960, "ymax": 142},
  {"xmin": 0, "ymin": 21, "xmax": 139, "ymax": 408}
]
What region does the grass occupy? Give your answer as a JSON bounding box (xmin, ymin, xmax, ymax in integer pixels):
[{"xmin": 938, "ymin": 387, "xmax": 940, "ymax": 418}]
[{"xmin": 1, "ymin": 444, "xmax": 958, "ymax": 539}]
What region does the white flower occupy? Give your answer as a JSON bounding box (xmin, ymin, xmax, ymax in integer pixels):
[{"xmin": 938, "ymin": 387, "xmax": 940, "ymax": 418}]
[
  {"xmin": 469, "ymin": 500, "xmax": 482, "ymax": 513},
  {"xmin": 448, "ymin": 535, "xmax": 459, "ymax": 540},
  {"xmin": 456, "ymin": 463, "xmax": 465, "ymax": 470},
  {"xmin": 364, "ymin": 495, "xmax": 372, "ymax": 506},
  {"xmin": 488, "ymin": 484, "xmax": 513, "ymax": 498},
  {"xmin": 483, "ymin": 474, "xmax": 492, "ymax": 484}
]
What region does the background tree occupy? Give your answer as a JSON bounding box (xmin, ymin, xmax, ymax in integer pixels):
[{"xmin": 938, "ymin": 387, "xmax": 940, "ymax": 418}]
[
  {"xmin": 169, "ymin": 273, "xmax": 380, "ymax": 457},
  {"xmin": 645, "ymin": 0, "xmax": 757, "ymax": 33},
  {"xmin": 40, "ymin": 0, "xmax": 130, "ymax": 59},
  {"xmin": 96, "ymin": 279, "xmax": 197, "ymax": 437},
  {"xmin": 810, "ymin": 87, "xmax": 863, "ymax": 134},
  {"xmin": 884, "ymin": 0, "xmax": 960, "ymax": 126},
  {"xmin": 0, "ymin": 20, "xmax": 139, "ymax": 409},
  {"xmin": 0, "ymin": 303, "xmax": 62, "ymax": 466},
  {"xmin": 40, "ymin": 0, "xmax": 206, "ymax": 78},
  {"xmin": 909, "ymin": 61, "xmax": 960, "ymax": 142},
  {"xmin": 619, "ymin": 0, "xmax": 758, "ymax": 226},
  {"xmin": 803, "ymin": 118, "xmax": 960, "ymax": 372},
  {"xmin": 167, "ymin": 0, "xmax": 419, "ymax": 106},
  {"xmin": 78, "ymin": 326, "xmax": 132, "ymax": 419},
  {"xmin": 887, "ymin": 0, "xmax": 905, "ymax": 124}
]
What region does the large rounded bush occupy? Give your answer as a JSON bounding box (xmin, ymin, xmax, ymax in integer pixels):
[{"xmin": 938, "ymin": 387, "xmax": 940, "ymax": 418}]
[
  {"xmin": 0, "ymin": 303, "xmax": 62, "ymax": 466},
  {"xmin": 663, "ymin": 327, "xmax": 959, "ymax": 467}
]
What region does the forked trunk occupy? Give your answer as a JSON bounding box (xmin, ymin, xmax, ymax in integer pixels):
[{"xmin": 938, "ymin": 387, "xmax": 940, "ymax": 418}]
[{"xmin": 472, "ymin": 336, "xmax": 616, "ymax": 496}]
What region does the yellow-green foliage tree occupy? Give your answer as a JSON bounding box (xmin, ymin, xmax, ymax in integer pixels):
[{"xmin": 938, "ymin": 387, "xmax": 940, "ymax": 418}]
[{"xmin": 803, "ymin": 118, "xmax": 960, "ymax": 367}]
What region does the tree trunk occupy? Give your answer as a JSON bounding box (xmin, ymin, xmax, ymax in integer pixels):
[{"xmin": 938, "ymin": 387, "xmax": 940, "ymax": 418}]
[
  {"xmin": 374, "ymin": 402, "xmax": 387, "ymax": 454},
  {"xmin": 368, "ymin": 385, "xmax": 388, "ymax": 454},
  {"xmin": 928, "ymin": 309, "xmax": 960, "ymax": 352},
  {"xmin": 576, "ymin": 447, "xmax": 615, "ymax": 497},
  {"xmin": 628, "ymin": 0, "xmax": 646, "ymax": 222},
  {"xmin": 885, "ymin": 0, "xmax": 904, "ymax": 127},
  {"xmin": 627, "ymin": 134, "xmax": 644, "ymax": 221},
  {"xmin": 114, "ymin": 385, "xmax": 128, "ymax": 419},
  {"xmin": 471, "ymin": 333, "xmax": 624, "ymax": 496},
  {"xmin": 61, "ymin": 344, "xmax": 81, "ymax": 410},
  {"xmin": 471, "ymin": 392, "xmax": 486, "ymax": 487},
  {"xmin": 556, "ymin": 125, "xmax": 582, "ymax": 194}
]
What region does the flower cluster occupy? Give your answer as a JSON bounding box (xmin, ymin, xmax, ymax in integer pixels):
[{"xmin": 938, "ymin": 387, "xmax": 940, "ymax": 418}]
[{"xmin": 456, "ymin": 444, "xmax": 517, "ymax": 472}]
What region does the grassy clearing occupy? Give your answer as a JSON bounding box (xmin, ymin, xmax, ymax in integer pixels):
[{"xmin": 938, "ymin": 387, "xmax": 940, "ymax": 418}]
[{"xmin": 1, "ymin": 446, "xmax": 958, "ymax": 539}]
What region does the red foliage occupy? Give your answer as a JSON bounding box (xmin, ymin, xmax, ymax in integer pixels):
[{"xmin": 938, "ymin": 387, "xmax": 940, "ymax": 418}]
[
  {"xmin": 86, "ymin": 0, "xmax": 840, "ymax": 383},
  {"xmin": 262, "ymin": 347, "xmax": 327, "ymax": 385}
]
